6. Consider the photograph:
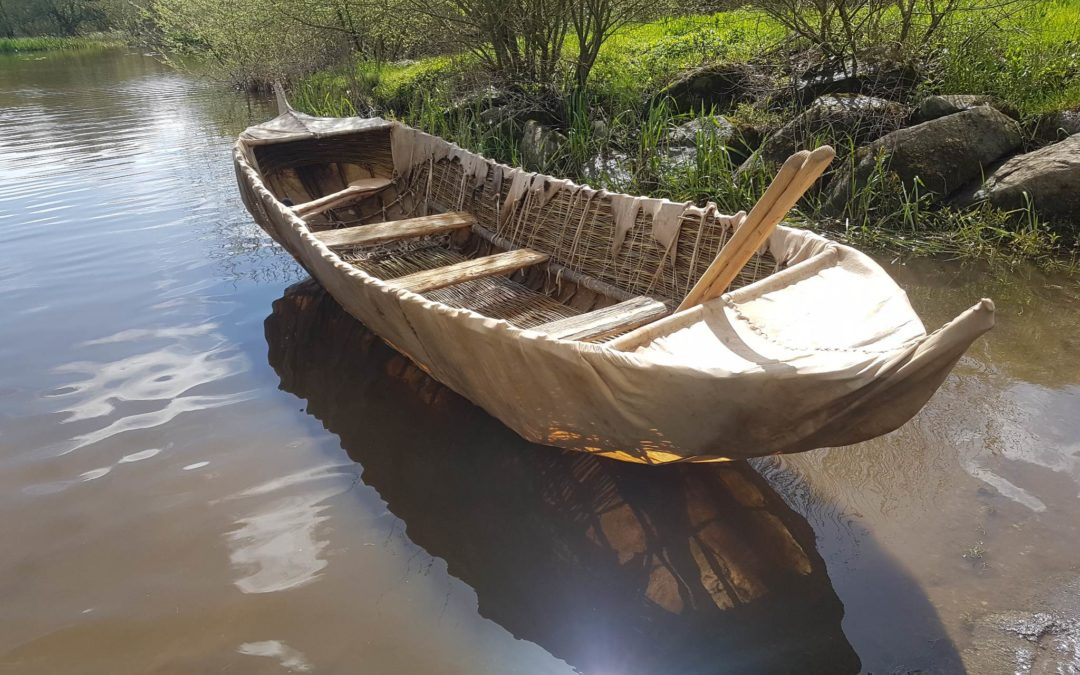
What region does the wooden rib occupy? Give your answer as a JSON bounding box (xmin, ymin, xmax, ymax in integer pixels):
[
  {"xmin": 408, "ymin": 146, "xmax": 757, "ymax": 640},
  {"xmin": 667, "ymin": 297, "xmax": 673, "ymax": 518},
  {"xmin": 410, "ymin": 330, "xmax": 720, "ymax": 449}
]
[
  {"xmin": 315, "ymin": 212, "xmax": 476, "ymax": 249},
  {"xmin": 292, "ymin": 177, "xmax": 392, "ymax": 218},
  {"xmin": 389, "ymin": 249, "xmax": 549, "ymax": 294},
  {"xmin": 676, "ymin": 146, "xmax": 834, "ymax": 312},
  {"xmin": 533, "ymin": 296, "xmax": 669, "ymax": 342}
]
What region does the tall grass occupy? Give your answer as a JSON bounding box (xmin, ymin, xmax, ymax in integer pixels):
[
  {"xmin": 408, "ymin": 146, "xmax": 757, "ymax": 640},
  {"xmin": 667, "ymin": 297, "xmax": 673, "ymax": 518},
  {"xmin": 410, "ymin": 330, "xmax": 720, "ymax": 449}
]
[
  {"xmin": 932, "ymin": 0, "xmax": 1080, "ymax": 116},
  {"xmin": 0, "ymin": 35, "xmax": 120, "ymax": 55},
  {"xmin": 291, "ymin": 1, "xmax": 1079, "ymax": 271}
]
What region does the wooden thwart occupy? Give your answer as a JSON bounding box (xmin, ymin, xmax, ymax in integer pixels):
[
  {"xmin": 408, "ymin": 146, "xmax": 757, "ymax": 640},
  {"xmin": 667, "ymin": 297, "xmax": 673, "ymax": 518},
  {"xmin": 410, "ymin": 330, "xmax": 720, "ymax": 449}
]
[
  {"xmin": 292, "ymin": 177, "xmax": 392, "ymax": 218},
  {"xmin": 390, "ymin": 248, "xmax": 549, "ymax": 294},
  {"xmin": 534, "ymin": 296, "xmax": 668, "ymax": 342},
  {"xmin": 315, "ymin": 212, "xmax": 476, "ymax": 249}
]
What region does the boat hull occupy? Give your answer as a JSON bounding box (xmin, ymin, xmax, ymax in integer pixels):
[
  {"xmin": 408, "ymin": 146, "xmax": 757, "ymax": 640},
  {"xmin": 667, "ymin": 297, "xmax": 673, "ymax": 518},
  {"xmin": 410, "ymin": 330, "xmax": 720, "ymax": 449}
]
[{"xmin": 233, "ymin": 118, "xmax": 994, "ymax": 464}]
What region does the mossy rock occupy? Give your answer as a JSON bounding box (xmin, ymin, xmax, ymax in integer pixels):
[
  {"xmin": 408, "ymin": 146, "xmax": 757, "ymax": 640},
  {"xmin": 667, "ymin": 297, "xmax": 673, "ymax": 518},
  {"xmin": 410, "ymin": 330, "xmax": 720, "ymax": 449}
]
[{"xmin": 828, "ymin": 105, "xmax": 1023, "ymax": 210}]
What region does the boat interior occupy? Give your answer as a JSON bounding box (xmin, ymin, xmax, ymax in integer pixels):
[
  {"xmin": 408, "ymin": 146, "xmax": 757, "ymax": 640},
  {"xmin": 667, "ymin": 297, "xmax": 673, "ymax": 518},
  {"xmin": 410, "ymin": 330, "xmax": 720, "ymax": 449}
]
[{"xmin": 250, "ymin": 126, "xmax": 788, "ymax": 344}]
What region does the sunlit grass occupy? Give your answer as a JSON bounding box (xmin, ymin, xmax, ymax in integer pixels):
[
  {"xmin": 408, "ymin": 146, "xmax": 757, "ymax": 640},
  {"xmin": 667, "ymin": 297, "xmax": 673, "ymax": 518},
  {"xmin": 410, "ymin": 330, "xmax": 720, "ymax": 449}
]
[
  {"xmin": 0, "ymin": 35, "xmax": 121, "ymax": 55},
  {"xmin": 591, "ymin": 9, "xmax": 784, "ymax": 106},
  {"xmin": 933, "ymin": 0, "xmax": 1080, "ymax": 116},
  {"xmin": 292, "ymin": 1, "xmax": 1080, "ymax": 270}
]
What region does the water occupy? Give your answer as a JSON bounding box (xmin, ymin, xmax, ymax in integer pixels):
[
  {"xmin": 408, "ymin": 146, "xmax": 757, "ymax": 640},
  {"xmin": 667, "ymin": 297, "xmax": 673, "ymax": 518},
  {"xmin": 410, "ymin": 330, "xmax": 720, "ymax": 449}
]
[{"xmin": 0, "ymin": 49, "xmax": 1077, "ymax": 674}]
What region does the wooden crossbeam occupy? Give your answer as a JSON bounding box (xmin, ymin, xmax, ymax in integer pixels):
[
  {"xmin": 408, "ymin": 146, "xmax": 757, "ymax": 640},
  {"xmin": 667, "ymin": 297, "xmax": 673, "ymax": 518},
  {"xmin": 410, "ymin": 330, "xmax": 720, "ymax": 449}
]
[
  {"xmin": 389, "ymin": 249, "xmax": 549, "ymax": 294},
  {"xmin": 315, "ymin": 212, "xmax": 476, "ymax": 249},
  {"xmin": 534, "ymin": 296, "xmax": 669, "ymax": 342},
  {"xmin": 292, "ymin": 177, "xmax": 392, "ymax": 218}
]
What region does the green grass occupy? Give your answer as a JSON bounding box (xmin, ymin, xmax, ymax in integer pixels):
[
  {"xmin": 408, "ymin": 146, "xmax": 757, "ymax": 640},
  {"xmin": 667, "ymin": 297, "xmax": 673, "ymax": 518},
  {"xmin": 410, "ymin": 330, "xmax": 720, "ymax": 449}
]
[
  {"xmin": 589, "ymin": 10, "xmax": 784, "ymax": 106},
  {"xmin": 301, "ymin": 2, "xmax": 1080, "ymax": 118},
  {"xmin": 292, "ymin": 2, "xmax": 1080, "ymax": 270},
  {"xmin": 933, "ymin": 0, "xmax": 1080, "ymax": 117},
  {"xmin": 0, "ymin": 35, "xmax": 121, "ymax": 55}
]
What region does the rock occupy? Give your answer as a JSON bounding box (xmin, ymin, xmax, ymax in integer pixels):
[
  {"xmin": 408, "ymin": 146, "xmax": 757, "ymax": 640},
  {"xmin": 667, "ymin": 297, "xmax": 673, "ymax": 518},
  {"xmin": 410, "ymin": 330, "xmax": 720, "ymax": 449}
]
[
  {"xmin": 1033, "ymin": 109, "xmax": 1080, "ymax": 145},
  {"xmin": 915, "ymin": 94, "xmax": 1020, "ymax": 123},
  {"xmin": 828, "ymin": 105, "xmax": 1023, "ymax": 209},
  {"xmin": 973, "ymin": 134, "xmax": 1080, "ymax": 225},
  {"xmin": 478, "ymin": 105, "xmax": 518, "ymax": 136},
  {"xmin": 520, "ymin": 120, "xmax": 567, "ymax": 171},
  {"xmin": 584, "ymin": 150, "xmax": 633, "ymax": 187},
  {"xmin": 654, "ymin": 63, "xmax": 772, "ymax": 114},
  {"xmin": 669, "ymin": 115, "xmax": 737, "ymax": 146},
  {"xmin": 796, "ymin": 60, "xmax": 920, "ymax": 105},
  {"xmin": 665, "ymin": 115, "xmax": 757, "ymax": 168},
  {"xmin": 961, "ymin": 576, "xmax": 1080, "ymax": 674},
  {"xmin": 741, "ymin": 94, "xmax": 909, "ymax": 172}
]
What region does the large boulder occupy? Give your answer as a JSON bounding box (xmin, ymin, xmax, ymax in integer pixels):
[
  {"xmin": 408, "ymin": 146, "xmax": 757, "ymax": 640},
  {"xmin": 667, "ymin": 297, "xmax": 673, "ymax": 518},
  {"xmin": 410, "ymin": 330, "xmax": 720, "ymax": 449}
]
[
  {"xmin": 972, "ymin": 134, "xmax": 1080, "ymax": 225},
  {"xmin": 828, "ymin": 105, "xmax": 1023, "ymax": 208},
  {"xmin": 654, "ymin": 63, "xmax": 772, "ymax": 114},
  {"xmin": 795, "ymin": 60, "xmax": 920, "ymax": 105},
  {"xmin": 914, "ymin": 94, "xmax": 1019, "ymax": 123},
  {"xmin": 520, "ymin": 120, "xmax": 567, "ymax": 171},
  {"xmin": 741, "ymin": 94, "xmax": 909, "ymax": 172}
]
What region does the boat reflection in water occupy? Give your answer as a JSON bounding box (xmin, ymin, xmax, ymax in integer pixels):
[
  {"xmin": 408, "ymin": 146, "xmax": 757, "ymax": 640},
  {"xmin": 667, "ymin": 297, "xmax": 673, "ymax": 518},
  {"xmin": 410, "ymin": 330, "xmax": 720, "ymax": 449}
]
[{"xmin": 265, "ymin": 280, "xmax": 861, "ymax": 675}]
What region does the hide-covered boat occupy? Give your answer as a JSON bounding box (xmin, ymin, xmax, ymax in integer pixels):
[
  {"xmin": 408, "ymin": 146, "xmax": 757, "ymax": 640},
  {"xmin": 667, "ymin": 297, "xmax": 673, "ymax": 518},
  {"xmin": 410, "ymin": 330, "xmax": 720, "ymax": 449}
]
[{"xmin": 233, "ymin": 102, "xmax": 995, "ymax": 464}]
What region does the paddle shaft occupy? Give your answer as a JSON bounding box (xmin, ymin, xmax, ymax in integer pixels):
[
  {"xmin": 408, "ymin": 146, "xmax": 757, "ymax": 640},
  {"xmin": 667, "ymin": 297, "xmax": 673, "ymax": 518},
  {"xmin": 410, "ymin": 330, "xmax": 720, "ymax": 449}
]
[{"xmin": 676, "ymin": 146, "xmax": 835, "ymax": 312}]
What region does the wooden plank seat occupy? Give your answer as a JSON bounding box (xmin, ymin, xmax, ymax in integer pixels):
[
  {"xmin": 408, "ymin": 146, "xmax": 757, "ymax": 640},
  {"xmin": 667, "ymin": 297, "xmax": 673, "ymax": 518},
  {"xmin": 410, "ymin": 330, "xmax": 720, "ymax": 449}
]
[
  {"xmin": 315, "ymin": 212, "xmax": 475, "ymax": 249},
  {"xmin": 292, "ymin": 177, "xmax": 392, "ymax": 219},
  {"xmin": 533, "ymin": 296, "xmax": 669, "ymax": 342},
  {"xmin": 345, "ymin": 243, "xmax": 578, "ymax": 328},
  {"xmin": 389, "ymin": 248, "xmax": 549, "ymax": 294}
]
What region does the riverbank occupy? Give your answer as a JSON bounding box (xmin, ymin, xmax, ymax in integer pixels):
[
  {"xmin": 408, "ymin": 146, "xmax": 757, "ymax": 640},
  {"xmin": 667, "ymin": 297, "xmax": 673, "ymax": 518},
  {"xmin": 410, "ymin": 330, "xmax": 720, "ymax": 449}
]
[
  {"xmin": 291, "ymin": 3, "xmax": 1080, "ymax": 272},
  {"xmin": 0, "ymin": 34, "xmax": 122, "ymax": 54}
]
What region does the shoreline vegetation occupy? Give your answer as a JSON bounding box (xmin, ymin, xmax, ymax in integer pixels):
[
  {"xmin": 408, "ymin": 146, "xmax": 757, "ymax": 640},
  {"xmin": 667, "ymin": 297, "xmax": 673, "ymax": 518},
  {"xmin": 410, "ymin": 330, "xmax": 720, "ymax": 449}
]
[
  {"xmin": 287, "ymin": 3, "xmax": 1080, "ymax": 272},
  {"xmin": 0, "ymin": 34, "xmax": 122, "ymax": 54},
  {"xmin": 8, "ymin": 0, "xmax": 1080, "ymax": 271}
]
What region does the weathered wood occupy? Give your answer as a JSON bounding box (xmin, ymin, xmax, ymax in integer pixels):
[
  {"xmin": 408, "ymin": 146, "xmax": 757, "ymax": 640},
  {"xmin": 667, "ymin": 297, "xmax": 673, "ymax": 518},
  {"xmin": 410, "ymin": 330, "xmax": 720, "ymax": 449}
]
[
  {"xmin": 315, "ymin": 212, "xmax": 476, "ymax": 249},
  {"xmin": 534, "ymin": 296, "xmax": 669, "ymax": 342},
  {"xmin": 292, "ymin": 177, "xmax": 392, "ymax": 218},
  {"xmin": 677, "ymin": 146, "xmax": 835, "ymax": 312},
  {"xmin": 471, "ymin": 225, "xmax": 636, "ymax": 303},
  {"xmin": 390, "ymin": 248, "xmax": 549, "ymax": 294}
]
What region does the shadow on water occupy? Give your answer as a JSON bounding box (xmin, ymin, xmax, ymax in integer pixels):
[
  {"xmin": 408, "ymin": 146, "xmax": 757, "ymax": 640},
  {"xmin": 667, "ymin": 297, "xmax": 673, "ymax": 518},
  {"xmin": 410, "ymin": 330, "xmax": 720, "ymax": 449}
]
[{"xmin": 265, "ymin": 280, "xmax": 868, "ymax": 674}]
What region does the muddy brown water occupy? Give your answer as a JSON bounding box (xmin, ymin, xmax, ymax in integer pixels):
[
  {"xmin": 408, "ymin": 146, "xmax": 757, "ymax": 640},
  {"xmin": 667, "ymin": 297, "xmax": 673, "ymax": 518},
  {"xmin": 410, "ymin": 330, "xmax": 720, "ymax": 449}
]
[{"xmin": 1, "ymin": 49, "xmax": 1078, "ymax": 674}]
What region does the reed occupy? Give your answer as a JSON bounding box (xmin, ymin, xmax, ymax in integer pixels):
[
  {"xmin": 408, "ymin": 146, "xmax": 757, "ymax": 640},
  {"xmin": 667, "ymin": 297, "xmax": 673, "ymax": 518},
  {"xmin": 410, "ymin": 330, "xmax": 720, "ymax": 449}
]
[
  {"xmin": 0, "ymin": 35, "xmax": 120, "ymax": 54},
  {"xmin": 294, "ymin": 58, "xmax": 1077, "ymax": 272}
]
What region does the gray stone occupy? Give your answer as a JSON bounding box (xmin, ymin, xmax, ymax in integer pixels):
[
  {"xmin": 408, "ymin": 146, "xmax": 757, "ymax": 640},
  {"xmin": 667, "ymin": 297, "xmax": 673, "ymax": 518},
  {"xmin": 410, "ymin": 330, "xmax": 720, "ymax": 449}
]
[
  {"xmin": 916, "ymin": 94, "xmax": 1019, "ymax": 122},
  {"xmin": 961, "ymin": 576, "xmax": 1080, "ymax": 674},
  {"xmin": 741, "ymin": 94, "xmax": 909, "ymax": 172},
  {"xmin": 478, "ymin": 105, "xmax": 514, "ymax": 130},
  {"xmin": 795, "ymin": 60, "xmax": 920, "ymax": 104},
  {"xmin": 1033, "ymin": 109, "xmax": 1080, "ymax": 145},
  {"xmin": 584, "ymin": 150, "xmax": 633, "ymax": 187},
  {"xmin": 663, "ymin": 115, "xmax": 759, "ymax": 169},
  {"xmin": 828, "ymin": 105, "xmax": 1023, "ymax": 208},
  {"xmin": 520, "ymin": 120, "xmax": 567, "ymax": 171},
  {"xmin": 974, "ymin": 134, "xmax": 1080, "ymax": 225},
  {"xmin": 669, "ymin": 115, "xmax": 738, "ymax": 146},
  {"xmin": 655, "ymin": 63, "xmax": 771, "ymax": 114}
]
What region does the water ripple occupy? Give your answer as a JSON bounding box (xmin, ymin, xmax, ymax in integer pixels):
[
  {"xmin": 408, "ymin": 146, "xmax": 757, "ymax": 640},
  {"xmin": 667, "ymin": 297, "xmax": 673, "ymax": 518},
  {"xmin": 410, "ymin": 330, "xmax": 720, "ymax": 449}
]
[{"xmin": 223, "ymin": 464, "xmax": 358, "ymax": 594}]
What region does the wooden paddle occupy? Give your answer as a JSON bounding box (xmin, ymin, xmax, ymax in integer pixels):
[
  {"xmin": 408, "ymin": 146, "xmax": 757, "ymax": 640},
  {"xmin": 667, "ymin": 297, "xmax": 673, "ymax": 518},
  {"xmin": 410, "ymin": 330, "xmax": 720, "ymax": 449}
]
[{"xmin": 676, "ymin": 146, "xmax": 836, "ymax": 312}]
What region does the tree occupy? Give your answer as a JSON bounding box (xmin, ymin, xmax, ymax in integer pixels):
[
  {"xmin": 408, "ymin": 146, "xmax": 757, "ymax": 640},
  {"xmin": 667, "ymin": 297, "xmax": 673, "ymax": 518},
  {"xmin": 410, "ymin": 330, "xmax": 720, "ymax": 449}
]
[
  {"xmin": 0, "ymin": 0, "xmax": 111, "ymax": 36},
  {"xmin": 569, "ymin": 0, "xmax": 653, "ymax": 89},
  {"xmin": 410, "ymin": 0, "xmax": 662, "ymax": 90},
  {"xmin": 748, "ymin": 0, "xmax": 1040, "ymax": 80}
]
